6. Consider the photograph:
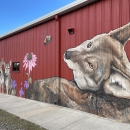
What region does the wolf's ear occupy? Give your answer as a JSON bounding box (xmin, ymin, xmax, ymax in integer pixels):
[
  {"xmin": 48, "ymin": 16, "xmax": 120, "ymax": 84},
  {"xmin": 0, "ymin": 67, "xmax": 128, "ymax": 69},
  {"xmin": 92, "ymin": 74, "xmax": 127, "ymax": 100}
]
[
  {"xmin": 108, "ymin": 23, "xmax": 130, "ymax": 46},
  {"xmin": 1, "ymin": 58, "xmax": 4, "ymax": 64},
  {"xmin": 4, "ymin": 62, "xmax": 5, "ymax": 68},
  {"xmin": 9, "ymin": 60, "xmax": 12, "ymax": 67}
]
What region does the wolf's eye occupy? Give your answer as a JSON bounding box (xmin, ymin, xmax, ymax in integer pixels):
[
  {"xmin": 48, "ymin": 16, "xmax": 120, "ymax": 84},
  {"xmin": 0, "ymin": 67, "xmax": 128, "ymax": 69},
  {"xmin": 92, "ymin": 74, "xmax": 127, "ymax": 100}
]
[
  {"xmin": 87, "ymin": 42, "xmax": 92, "ymax": 48},
  {"xmin": 88, "ymin": 62, "xmax": 94, "ymax": 69}
]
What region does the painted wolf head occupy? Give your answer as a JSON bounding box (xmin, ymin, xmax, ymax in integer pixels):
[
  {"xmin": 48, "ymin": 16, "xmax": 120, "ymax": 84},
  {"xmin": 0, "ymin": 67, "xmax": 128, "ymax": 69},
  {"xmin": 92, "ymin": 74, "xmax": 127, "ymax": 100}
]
[
  {"xmin": 4, "ymin": 60, "xmax": 12, "ymax": 76},
  {"xmin": 64, "ymin": 23, "xmax": 130, "ymax": 99}
]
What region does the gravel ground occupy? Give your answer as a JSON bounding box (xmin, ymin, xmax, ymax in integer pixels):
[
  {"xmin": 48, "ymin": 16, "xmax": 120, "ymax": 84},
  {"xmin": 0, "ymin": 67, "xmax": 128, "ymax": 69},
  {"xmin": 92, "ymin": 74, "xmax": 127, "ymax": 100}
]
[{"xmin": 0, "ymin": 109, "xmax": 47, "ymax": 130}]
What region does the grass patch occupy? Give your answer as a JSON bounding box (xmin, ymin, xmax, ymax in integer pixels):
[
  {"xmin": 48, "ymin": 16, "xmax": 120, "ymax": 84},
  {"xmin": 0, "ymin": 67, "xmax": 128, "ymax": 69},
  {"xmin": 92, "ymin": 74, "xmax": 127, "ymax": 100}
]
[{"xmin": 0, "ymin": 109, "xmax": 47, "ymax": 130}]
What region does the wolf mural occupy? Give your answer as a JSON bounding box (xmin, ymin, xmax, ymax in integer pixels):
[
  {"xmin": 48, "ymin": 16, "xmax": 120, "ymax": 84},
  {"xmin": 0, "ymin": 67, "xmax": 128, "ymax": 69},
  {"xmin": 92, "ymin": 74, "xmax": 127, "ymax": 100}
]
[
  {"xmin": 0, "ymin": 58, "xmax": 4, "ymax": 93},
  {"xmin": 4, "ymin": 60, "xmax": 16, "ymax": 95},
  {"xmin": 26, "ymin": 23, "xmax": 130, "ymax": 123},
  {"xmin": 0, "ymin": 59, "xmax": 16, "ymax": 95}
]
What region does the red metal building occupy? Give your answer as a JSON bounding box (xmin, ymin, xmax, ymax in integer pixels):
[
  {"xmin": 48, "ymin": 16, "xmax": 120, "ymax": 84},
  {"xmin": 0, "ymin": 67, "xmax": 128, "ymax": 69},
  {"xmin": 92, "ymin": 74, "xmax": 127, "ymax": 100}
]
[{"xmin": 0, "ymin": 0, "xmax": 130, "ymax": 97}]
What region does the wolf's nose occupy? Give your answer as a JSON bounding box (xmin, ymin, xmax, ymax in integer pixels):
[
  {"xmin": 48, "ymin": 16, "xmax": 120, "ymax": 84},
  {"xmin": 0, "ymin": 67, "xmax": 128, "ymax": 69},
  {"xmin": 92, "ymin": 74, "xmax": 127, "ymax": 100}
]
[{"xmin": 65, "ymin": 51, "xmax": 70, "ymax": 60}]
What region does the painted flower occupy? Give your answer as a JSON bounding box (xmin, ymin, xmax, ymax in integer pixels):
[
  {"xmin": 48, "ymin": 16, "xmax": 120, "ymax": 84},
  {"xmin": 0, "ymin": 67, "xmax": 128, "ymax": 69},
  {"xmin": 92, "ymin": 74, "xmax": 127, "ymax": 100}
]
[
  {"xmin": 24, "ymin": 80, "xmax": 29, "ymax": 89},
  {"xmin": 23, "ymin": 53, "xmax": 37, "ymax": 74},
  {"xmin": 12, "ymin": 80, "xmax": 17, "ymax": 89},
  {"xmin": 19, "ymin": 87, "xmax": 24, "ymax": 97}
]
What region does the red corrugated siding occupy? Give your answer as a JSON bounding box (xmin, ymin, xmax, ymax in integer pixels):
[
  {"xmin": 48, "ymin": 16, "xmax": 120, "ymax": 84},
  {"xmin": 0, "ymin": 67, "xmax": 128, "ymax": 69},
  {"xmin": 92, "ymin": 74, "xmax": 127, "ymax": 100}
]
[
  {"xmin": 60, "ymin": 0, "xmax": 130, "ymax": 80},
  {"xmin": 0, "ymin": 0, "xmax": 130, "ymax": 96},
  {"xmin": 0, "ymin": 20, "xmax": 60, "ymax": 97}
]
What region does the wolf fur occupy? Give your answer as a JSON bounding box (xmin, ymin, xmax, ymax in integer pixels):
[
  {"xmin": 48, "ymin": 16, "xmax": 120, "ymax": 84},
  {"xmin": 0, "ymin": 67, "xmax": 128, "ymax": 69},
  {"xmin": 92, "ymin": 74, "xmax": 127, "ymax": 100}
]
[
  {"xmin": 4, "ymin": 60, "xmax": 16, "ymax": 95},
  {"xmin": 0, "ymin": 58, "xmax": 4, "ymax": 93},
  {"xmin": 64, "ymin": 23, "xmax": 130, "ymax": 99}
]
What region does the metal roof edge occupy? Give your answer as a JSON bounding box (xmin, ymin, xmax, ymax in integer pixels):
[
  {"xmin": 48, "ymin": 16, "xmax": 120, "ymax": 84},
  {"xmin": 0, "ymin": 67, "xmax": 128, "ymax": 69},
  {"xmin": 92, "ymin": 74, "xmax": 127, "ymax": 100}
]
[{"xmin": 0, "ymin": 0, "xmax": 98, "ymax": 40}]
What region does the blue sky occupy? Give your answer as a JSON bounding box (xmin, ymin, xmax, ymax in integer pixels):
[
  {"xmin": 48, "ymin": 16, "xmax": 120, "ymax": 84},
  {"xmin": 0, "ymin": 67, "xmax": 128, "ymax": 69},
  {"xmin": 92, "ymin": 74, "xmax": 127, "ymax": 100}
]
[{"xmin": 0, "ymin": 0, "xmax": 75, "ymax": 36}]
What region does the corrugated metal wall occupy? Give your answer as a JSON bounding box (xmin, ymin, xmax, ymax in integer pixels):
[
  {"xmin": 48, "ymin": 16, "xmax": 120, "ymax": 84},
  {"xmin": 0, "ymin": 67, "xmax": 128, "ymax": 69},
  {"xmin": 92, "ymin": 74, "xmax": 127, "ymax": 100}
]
[
  {"xmin": 60, "ymin": 0, "xmax": 130, "ymax": 80},
  {"xmin": 0, "ymin": 0, "xmax": 130, "ymax": 96},
  {"xmin": 0, "ymin": 20, "xmax": 60, "ymax": 96}
]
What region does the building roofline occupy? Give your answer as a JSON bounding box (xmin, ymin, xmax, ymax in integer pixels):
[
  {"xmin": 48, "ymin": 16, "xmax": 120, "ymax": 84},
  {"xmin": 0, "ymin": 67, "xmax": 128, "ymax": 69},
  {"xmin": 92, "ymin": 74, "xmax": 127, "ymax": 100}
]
[{"xmin": 0, "ymin": 0, "xmax": 98, "ymax": 40}]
